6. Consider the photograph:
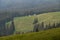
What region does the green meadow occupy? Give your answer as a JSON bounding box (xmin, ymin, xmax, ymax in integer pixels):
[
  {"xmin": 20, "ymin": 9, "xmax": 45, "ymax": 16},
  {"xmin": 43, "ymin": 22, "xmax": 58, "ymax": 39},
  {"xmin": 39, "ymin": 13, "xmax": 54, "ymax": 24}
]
[
  {"xmin": 12, "ymin": 12, "xmax": 60, "ymax": 32},
  {"xmin": 0, "ymin": 27, "xmax": 60, "ymax": 40},
  {"xmin": 1, "ymin": 11, "xmax": 60, "ymax": 40}
]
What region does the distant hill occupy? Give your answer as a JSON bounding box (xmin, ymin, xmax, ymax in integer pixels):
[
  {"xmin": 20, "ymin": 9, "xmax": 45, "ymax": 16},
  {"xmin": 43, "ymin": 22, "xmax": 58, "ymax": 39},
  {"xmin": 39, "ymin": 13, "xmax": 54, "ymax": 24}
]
[
  {"xmin": 6, "ymin": 12, "xmax": 60, "ymax": 33},
  {"xmin": 0, "ymin": 0, "xmax": 60, "ymax": 23},
  {"xmin": 0, "ymin": 11, "xmax": 60, "ymax": 36},
  {"xmin": 0, "ymin": 0, "xmax": 60, "ymax": 14}
]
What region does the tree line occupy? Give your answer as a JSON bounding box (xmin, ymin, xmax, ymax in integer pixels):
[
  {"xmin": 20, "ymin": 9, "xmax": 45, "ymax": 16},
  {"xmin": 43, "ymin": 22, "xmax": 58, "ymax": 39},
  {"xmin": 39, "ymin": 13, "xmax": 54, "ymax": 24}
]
[
  {"xmin": 0, "ymin": 18, "xmax": 15, "ymax": 37},
  {"xmin": 33, "ymin": 18, "xmax": 60, "ymax": 32}
]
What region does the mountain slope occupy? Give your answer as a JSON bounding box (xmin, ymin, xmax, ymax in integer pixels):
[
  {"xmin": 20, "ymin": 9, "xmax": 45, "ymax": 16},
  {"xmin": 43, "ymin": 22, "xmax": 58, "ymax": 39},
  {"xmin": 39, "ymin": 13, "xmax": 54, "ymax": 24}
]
[
  {"xmin": 0, "ymin": 27, "xmax": 60, "ymax": 40},
  {"xmin": 6, "ymin": 12, "xmax": 60, "ymax": 33}
]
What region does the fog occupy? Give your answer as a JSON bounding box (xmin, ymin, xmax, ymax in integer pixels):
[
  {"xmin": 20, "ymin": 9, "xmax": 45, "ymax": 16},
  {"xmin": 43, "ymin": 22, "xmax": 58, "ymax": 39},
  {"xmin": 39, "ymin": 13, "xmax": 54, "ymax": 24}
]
[{"xmin": 0, "ymin": 0, "xmax": 59, "ymax": 10}]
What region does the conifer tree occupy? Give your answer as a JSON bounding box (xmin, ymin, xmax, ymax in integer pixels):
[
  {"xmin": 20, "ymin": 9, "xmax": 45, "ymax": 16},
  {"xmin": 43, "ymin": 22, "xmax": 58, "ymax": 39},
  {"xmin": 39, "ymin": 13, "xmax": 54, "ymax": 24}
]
[
  {"xmin": 52, "ymin": 22, "xmax": 56, "ymax": 28},
  {"xmin": 33, "ymin": 17, "xmax": 39, "ymax": 32}
]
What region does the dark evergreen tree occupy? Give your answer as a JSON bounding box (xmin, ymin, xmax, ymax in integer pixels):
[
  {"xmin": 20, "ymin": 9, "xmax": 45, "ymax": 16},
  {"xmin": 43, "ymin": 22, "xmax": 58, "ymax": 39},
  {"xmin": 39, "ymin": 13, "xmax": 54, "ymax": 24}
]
[
  {"xmin": 52, "ymin": 22, "xmax": 56, "ymax": 28},
  {"xmin": 41, "ymin": 22, "xmax": 44, "ymax": 29},
  {"xmin": 45, "ymin": 24, "xmax": 48, "ymax": 30},
  {"xmin": 9, "ymin": 19, "xmax": 15, "ymax": 34},
  {"xmin": 38, "ymin": 22, "xmax": 44, "ymax": 31},
  {"xmin": 33, "ymin": 17, "xmax": 39, "ymax": 32},
  {"xmin": 57, "ymin": 22, "xmax": 60, "ymax": 27},
  {"xmin": 33, "ymin": 17, "xmax": 38, "ymax": 24},
  {"xmin": 33, "ymin": 23, "xmax": 39, "ymax": 32},
  {"xmin": 36, "ymin": 27, "xmax": 39, "ymax": 32},
  {"xmin": 48, "ymin": 22, "xmax": 52, "ymax": 29},
  {"xmin": 6, "ymin": 24, "xmax": 9, "ymax": 36}
]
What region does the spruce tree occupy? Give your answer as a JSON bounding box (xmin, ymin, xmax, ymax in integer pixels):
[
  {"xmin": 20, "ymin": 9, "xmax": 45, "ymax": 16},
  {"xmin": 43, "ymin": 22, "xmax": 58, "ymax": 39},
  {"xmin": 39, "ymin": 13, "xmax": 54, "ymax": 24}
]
[
  {"xmin": 33, "ymin": 17, "xmax": 39, "ymax": 32},
  {"xmin": 33, "ymin": 17, "xmax": 38, "ymax": 24},
  {"xmin": 52, "ymin": 22, "xmax": 56, "ymax": 28},
  {"xmin": 9, "ymin": 19, "xmax": 15, "ymax": 35}
]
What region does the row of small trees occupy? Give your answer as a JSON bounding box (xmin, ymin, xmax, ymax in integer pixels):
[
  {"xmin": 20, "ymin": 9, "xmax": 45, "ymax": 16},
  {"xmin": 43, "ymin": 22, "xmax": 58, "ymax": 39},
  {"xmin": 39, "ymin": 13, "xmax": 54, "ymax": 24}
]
[
  {"xmin": 6, "ymin": 19, "xmax": 15, "ymax": 35},
  {"xmin": 0, "ymin": 18, "xmax": 15, "ymax": 36},
  {"xmin": 33, "ymin": 18, "xmax": 60, "ymax": 32}
]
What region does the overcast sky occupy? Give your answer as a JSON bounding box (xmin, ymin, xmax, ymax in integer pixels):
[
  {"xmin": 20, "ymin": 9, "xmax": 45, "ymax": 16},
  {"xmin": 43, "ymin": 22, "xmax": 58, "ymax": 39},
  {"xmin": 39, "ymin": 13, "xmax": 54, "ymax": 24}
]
[{"xmin": 0, "ymin": 0, "xmax": 59, "ymax": 9}]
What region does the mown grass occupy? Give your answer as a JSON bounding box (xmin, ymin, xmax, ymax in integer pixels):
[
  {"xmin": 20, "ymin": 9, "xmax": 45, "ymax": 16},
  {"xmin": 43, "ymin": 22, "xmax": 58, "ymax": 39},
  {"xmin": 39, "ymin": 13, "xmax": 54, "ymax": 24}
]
[
  {"xmin": 0, "ymin": 27, "xmax": 60, "ymax": 40},
  {"xmin": 13, "ymin": 12, "xmax": 60, "ymax": 32}
]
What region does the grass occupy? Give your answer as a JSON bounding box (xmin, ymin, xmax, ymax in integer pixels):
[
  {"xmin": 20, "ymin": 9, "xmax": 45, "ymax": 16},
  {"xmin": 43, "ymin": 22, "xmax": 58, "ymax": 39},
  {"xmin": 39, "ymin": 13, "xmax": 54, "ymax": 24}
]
[
  {"xmin": 1, "ymin": 11, "xmax": 60, "ymax": 40},
  {"xmin": 11, "ymin": 12, "xmax": 60, "ymax": 32},
  {"xmin": 0, "ymin": 27, "xmax": 60, "ymax": 40}
]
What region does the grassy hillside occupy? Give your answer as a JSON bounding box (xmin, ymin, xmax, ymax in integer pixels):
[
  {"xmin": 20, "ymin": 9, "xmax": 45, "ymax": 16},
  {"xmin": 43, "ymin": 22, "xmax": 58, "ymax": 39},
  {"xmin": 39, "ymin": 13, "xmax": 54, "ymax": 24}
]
[
  {"xmin": 0, "ymin": 27, "xmax": 60, "ymax": 40},
  {"xmin": 11, "ymin": 12, "xmax": 60, "ymax": 33}
]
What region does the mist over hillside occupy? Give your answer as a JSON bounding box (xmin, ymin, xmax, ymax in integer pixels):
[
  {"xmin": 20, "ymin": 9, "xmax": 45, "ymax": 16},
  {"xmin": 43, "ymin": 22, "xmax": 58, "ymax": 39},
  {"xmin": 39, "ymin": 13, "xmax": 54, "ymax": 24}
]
[
  {"xmin": 0, "ymin": 0, "xmax": 60, "ymax": 22},
  {"xmin": 0, "ymin": 0, "xmax": 60, "ymax": 37},
  {"xmin": 0, "ymin": 0, "xmax": 60, "ymax": 10}
]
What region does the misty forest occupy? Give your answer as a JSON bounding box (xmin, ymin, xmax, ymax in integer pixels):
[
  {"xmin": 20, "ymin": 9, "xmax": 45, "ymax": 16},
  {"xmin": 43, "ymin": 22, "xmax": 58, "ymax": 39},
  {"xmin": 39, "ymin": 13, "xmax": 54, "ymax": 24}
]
[{"xmin": 0, "ymin": 0, "xmax": 60, "ymax": 40}]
